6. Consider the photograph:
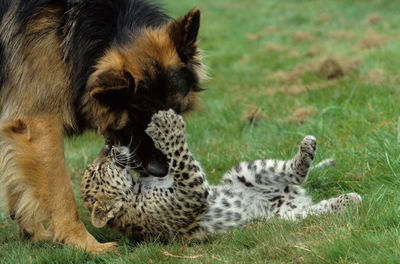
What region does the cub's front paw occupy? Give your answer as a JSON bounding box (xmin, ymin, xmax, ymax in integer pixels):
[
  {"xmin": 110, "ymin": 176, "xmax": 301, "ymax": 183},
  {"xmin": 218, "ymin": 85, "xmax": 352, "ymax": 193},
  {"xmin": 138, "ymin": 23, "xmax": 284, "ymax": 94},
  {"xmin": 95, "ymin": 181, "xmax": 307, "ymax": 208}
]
[{"xmin": 145, "ymin": 109, "xmax": 186, "ymax": 155}]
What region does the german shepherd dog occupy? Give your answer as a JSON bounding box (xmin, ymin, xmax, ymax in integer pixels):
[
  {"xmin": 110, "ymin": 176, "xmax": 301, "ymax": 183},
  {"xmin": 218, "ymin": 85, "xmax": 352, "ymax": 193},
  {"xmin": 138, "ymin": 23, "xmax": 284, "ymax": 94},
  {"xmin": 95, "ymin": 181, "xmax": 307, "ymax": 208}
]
[{"xmin": 0, "ymin": 0, "xmax": 205, "ymax": 252}]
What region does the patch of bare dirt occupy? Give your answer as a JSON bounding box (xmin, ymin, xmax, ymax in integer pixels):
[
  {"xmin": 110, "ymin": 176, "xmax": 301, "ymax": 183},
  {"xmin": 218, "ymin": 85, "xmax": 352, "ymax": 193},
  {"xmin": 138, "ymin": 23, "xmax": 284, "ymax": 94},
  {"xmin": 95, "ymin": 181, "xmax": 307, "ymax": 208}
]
[
  {"xmin": 293, "ymin": 31, "xmax": 312, "ymax": 42},
  {"xmin": 367, "ymin": 14, "xmax": 381, "ymax": 25},
  {"xmin": 287, "ymin": 107, "xmax": 315, "ymax": 124},
  {"xmin": 243, "ymin": 105, "xmax": 268, "ymax": 124},
  {"xmin": 360, "ymin": 32, "xmax": 390, "ymax": 49}
]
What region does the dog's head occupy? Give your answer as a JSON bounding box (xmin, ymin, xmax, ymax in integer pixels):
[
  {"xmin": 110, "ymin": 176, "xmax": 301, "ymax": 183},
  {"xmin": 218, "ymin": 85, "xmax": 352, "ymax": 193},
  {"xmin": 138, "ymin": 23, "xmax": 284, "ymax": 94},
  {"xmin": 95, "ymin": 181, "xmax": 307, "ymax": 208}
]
[{"xmin": 85, "ymin": 8, "xmax": 205, "ymax": 176}]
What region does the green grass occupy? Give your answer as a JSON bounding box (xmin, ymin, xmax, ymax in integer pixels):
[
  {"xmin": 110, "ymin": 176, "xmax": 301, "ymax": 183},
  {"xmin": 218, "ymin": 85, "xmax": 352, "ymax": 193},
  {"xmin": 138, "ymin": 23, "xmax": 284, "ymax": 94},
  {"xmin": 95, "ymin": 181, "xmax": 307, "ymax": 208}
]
[{"xmin": 1, "ymin": 0, "xmax": 400, "ymax": 263}]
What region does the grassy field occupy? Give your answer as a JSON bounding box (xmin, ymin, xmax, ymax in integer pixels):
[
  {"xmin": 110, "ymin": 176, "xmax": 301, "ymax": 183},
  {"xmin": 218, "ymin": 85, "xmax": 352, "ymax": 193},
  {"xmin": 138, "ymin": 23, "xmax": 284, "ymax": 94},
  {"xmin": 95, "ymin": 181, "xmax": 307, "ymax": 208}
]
[{"xmin": 1, "ymin": 0, "xmax": 400, "ymax": 263}]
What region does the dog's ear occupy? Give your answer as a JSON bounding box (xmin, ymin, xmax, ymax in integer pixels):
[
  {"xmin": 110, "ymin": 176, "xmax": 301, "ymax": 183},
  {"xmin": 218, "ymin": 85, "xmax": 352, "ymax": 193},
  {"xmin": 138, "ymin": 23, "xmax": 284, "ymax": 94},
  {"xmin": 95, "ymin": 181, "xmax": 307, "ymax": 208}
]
[
  {"xmin": 88, "ymin": 69, "xmax": 135, "ymax": 107},
  {"xmin": 0, "ymin": 119, "xmax": 31, "ymax": 140},
  {"xmin": 169, "ymin": 8, "xmax": 200, "ymax": 62},
  {"xmin": 90, "ymin": 201, "xmax": 119, "ymax": 228}
]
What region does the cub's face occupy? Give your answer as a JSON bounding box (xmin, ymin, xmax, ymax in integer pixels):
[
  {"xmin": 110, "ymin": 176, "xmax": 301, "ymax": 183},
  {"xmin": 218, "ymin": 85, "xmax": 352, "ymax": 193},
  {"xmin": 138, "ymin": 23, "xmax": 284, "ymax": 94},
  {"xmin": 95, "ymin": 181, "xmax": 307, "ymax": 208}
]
[{"xmin": 86, "ymin": 8, "xmax": 205, "ymax": 176}]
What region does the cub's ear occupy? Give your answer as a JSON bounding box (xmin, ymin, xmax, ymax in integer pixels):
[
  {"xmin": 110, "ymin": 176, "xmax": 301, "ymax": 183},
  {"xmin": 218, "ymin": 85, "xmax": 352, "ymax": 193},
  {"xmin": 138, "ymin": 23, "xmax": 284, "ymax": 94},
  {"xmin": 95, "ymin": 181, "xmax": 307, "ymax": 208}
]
[
  {"xmin": 169, "ymin": 8, "xmax": 200, "ymax": 62},
  {"xmin": 88, "ymin": 69, "xmax": 135, "ymax": 107},
  {"xmin": 90, "ymin": 201, "xmax": 122, "ymax": 228},
  {"xmin": 0, "ymin": 119, "xmax": 31, "ymax": 140}
]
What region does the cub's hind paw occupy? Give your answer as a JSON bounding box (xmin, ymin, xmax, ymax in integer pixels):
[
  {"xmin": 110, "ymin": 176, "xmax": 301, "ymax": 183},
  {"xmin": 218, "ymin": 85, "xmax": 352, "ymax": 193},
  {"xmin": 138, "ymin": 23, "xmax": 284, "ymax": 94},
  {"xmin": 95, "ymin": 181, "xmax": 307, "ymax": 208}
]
[
  {"xmin": 331, "ymin": 193, "xmax": 362, "ymax": 211},
  {"xmin": 145, "ymin": 109, "xmax": 186, "ymax": 155},
  {"xmin": 300, "ymin": 136, "xmax": 317, "ymax": 162},
  {"xmin": 338, "ymin": 193, "xmax": 362, "ymax": 206}
]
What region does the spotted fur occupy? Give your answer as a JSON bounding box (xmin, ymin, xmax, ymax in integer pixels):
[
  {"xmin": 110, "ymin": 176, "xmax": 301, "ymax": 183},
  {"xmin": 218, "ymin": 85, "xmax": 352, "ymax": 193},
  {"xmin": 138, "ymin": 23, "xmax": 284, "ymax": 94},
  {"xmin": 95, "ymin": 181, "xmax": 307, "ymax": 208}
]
[{"xmin": 81, "ymin": 110, "xmax": 362, "ymax": 240}]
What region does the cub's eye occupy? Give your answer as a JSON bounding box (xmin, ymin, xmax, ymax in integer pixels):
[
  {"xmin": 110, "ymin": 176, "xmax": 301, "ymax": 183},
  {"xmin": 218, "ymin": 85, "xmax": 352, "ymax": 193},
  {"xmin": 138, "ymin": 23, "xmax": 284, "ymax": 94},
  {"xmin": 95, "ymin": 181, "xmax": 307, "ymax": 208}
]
[
  {"xmin": 171, "ymin": 67, "xmax": 197, "ymax": 97},
  {"xmin": 110, "ymin": 148, "xmax": 117, "ymax": 158}
]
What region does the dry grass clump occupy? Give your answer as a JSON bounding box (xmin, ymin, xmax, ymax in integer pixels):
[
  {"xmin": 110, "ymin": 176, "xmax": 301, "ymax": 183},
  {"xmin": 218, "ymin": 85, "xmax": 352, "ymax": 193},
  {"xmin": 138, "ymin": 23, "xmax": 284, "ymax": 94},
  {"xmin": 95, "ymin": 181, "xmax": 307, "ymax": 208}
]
[
  {"xmin": 367, "ymin": 14, "xmax": 381, "ymax": 25},
  {"xmin": 318, "ymin": 57, "xmax": 359, "ymax": 79},
  {"xmin": 360, "ymin": 32, "xmax": 390, "ymax": 49},
  {"xmin": 243, "ymin": 105, "xmax": 268, "ymax": 124},
  {"xmin": 264, "ymin": 25, "xmax": 277, "ymax": 34},
  {"xmin": 318, "ymin": 58, "xmax": 344, "ymax": 79},
  {"xmin": 293, "ymin": 31, "xmax": 312, "ymax": 42},
  {"xmin": 269, "ymin": 63, "xmax": 313, "ymax": 84},
  {"xmin": 238, "ymin": 54, "xmax": 250, "ymax": 64},
  {"xmin": 327, "ymin": 30, "xmax": 355, "ymax": 40},
  {"xmin": 305, "ymin": 45, "xmax": 319, "ymax": 57},
  {"xmin": 287, "ymin": 107, "xmax": 315, "ymax": 123},
  {"xmin": 246, "ymin": 33, "xmax": 261, "ymax": 42},
  {"xmin": 265, "ymin": 43, "xmax": 289, "ymax": 52},
  {"xmin": 364, "ymin": 69, "xmax": 386, "ymax": 84}
]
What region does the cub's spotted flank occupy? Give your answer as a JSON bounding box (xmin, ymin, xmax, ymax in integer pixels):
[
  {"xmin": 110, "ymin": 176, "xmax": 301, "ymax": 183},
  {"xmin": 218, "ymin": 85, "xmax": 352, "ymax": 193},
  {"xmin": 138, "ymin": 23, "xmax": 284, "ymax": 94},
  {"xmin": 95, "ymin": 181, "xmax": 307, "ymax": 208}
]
[{"xmin": 80, "ymin": 110, "xmax": 362, "ymax": 240}]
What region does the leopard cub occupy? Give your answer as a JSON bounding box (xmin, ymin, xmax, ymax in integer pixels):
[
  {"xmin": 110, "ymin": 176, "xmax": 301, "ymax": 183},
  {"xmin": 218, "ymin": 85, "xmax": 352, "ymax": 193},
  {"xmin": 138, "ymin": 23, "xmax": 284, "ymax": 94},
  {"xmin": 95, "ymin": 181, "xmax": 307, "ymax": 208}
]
[{"xmin": 81, "ymin": 110, "xmax": 361, "ymax": 241}]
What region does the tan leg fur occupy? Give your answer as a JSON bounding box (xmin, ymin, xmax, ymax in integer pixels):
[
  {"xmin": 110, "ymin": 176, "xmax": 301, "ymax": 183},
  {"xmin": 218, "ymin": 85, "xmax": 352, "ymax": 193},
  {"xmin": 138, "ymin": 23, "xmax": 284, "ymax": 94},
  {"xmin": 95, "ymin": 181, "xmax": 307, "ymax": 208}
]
[{"xmin": 0, "ymin": 116, "xmax": 117, "ymax": 253}]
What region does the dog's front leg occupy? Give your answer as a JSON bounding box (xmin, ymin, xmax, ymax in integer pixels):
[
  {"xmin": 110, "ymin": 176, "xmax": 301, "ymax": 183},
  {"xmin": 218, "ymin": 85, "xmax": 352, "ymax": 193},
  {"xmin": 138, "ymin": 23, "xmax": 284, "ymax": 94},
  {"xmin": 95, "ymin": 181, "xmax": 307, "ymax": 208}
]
[{"xmin": 1, "ymin": 116, "xmax": 117, "ymax": 253}]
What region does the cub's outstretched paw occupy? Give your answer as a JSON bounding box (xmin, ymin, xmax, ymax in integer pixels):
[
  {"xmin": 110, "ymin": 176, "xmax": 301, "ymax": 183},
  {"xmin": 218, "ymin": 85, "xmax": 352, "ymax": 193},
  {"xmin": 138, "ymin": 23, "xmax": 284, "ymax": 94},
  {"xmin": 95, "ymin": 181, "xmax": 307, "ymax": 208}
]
[{"xmin": 145, "ymin": 109, "xmax": 186, "ymax": 156}]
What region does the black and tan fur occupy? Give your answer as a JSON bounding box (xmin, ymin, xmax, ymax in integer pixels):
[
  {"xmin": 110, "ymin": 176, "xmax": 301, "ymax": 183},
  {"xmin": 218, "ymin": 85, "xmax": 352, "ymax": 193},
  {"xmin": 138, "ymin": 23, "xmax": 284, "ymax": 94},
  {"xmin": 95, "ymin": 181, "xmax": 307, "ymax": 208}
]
[{"xmin": 0, "ymin": 0, "xmax": 205, "ymax": 252}]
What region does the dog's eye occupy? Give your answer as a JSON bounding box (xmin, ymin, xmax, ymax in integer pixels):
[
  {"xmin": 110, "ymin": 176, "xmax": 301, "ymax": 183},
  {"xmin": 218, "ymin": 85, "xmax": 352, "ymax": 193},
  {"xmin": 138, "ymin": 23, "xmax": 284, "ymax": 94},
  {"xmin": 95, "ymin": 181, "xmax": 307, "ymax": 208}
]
[
  {"xmin": 124, "ymin": 71, "xmax": 136, "ymax": 92},
  {"xmin": 171, "ymin": 67, "xmax": 197, "ymax": 97}
]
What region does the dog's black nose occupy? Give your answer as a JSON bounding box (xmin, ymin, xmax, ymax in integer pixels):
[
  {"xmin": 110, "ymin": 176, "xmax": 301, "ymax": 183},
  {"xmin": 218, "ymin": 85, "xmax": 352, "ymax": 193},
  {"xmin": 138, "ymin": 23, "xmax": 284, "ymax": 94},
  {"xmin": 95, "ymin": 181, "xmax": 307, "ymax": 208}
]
[
  {"xmin": 132, "ymin": 131, "xmax": 169, "ymax": 177},
  {"xmin": 146, "ymin": 160, "xmax": 168, "ymax": 177}
]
